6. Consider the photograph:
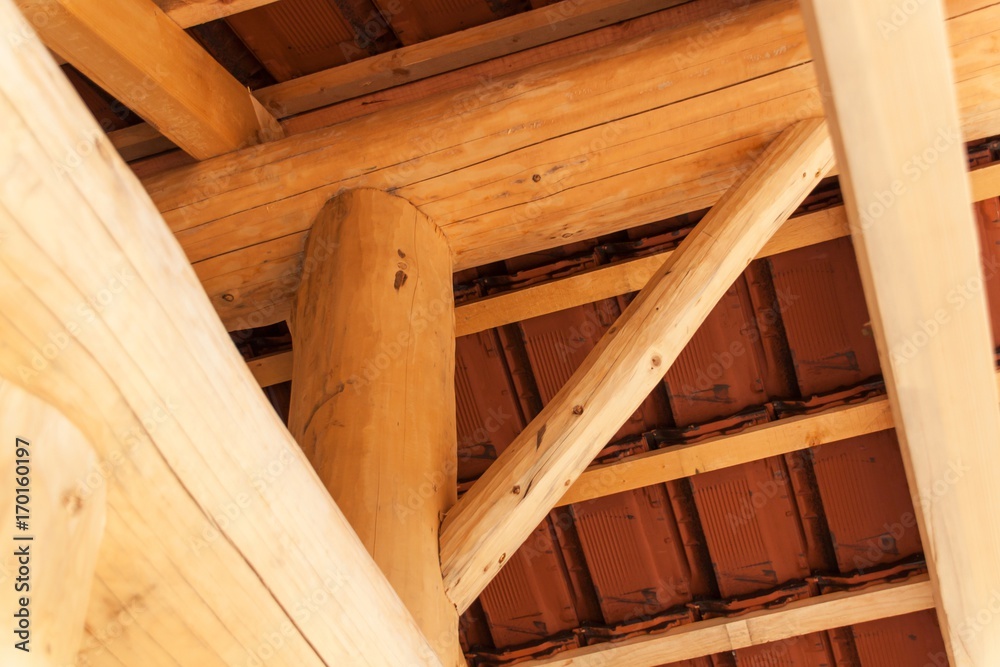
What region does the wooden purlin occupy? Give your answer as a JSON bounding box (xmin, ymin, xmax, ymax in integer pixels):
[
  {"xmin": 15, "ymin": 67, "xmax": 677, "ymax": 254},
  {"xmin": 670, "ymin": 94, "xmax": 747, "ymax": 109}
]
[{"xmin": 146, "ymin": 0, "xmax": 1000, "ymax": 332}]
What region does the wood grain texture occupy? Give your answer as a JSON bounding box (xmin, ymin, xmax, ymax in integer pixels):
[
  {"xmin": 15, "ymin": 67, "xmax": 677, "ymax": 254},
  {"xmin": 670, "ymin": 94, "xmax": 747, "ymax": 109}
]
[
  {"xmin": 17, "ymin": 0, "xmax": 280, "ymax": 159},
  {"xmin": 522, "ymin": 577, "xmax": 934, "ymax": 666},
  {"xmin": 438, "ymin": 119, "xmax": 834, "ymax": 613},
  {"xmin": 559, "ymin": 396, "xmax": 893, "ymax": 505},
  {"xmin": 288, "ymin": 190, "xmax": 461, "ymax": 666},
  {"xmin": 256, "ymin": 0, "xmax": 687, "ymax": 116},
  {"xmin": 142, "ymin": 0, "xmax": 1000, "ymax": 330},
  {"xmin": 803, "ymin": 0, "xmax": 1000, "ymax": 664},
  {"xmin": 154, "ymin": 0, "xmax": 279, "ymax": 28},
  {"xmin": 0, "ymin": 382, "xmax": 104, "ymax": 667},
  {"xmin": 109, "ymin": 0, "xmax": 724, "ymax": 160},
  {"xmin": 0, "ymin": 4, "xmax": 440, "ymax": 664}
]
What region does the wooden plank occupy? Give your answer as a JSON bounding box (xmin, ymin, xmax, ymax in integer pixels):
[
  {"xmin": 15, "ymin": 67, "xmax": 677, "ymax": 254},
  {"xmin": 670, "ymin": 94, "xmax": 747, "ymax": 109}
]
[
  {"xmin": 154, "ymin": 0, "xmax": 279, "ymax": 28},
  {"xmin": 455, "ymin": 205, "xmax": 851, "ymax": 336},
  {"xmin": 143, "ymin": 0, "xmax": 1000, "ymax": 330},
  {"xmin": 18, "ymin": 0, "xmax": 282, "ymax": 159},
  {"xmin": 802, "ymin": 0, "xmax": 1000, "ymax": 664},
  {"xmin": 108, "ymin": 122, "xmax": 177, "ymax": 162},
  {"xmin": 0, "ymin": 4, "xmax": 441, "ymax": 665},
  {"xmin": 560, "ymin": 397, "xmax": 892, "ymax": 506},
  {"xmin": 523, "ymin": 577, "xmax": 934, "ymax": 667},
  {"xmin": 438, "ymin": 119, "xmax": 834, "ymax": 613},
  {"xmin": 256, "ymin": 0, "xmax": 688, "ymax": 117},
  {"xmin": 247, "ymin": 349, "xmax": 293, "ymax": 387},
  {"xmin": 288, "ymin": 190, "xmax": 461, "ymax": 666},
  {"xmin": 0, "ymin": 381, "xmax": 104, "ymax": 666},
  {"xmin": 113, "ymin": 0, "xmax": 717, "ymax": 160}
]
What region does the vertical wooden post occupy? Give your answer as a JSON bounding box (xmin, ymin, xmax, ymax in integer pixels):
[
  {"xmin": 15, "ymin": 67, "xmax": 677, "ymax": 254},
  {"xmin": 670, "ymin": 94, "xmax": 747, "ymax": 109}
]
[{"xmin": 289, "ymin": 188, "xmax": 460, "ymax": 666}]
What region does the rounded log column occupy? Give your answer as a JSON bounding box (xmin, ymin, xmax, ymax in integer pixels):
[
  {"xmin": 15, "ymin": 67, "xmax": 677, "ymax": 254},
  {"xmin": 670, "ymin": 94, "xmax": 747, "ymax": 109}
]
[{"xmin": 288, "ymin": 188, "xmax": 460, "ymax": 665}]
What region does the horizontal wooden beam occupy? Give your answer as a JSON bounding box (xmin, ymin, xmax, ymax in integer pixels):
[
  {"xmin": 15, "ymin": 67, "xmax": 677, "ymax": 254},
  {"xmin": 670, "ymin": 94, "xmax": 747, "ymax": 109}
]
[
  {"xmin": 144, "ymin": 0, "xmax": 1000, "ymax": 331},
  {"xmin": 112, "ymin": 0, "xmax": 693, "ymax": 160},
  {"xmin": 561, "ymin": 396, "xmax": 891, "ymax": 506},
  {"xmin": 245, "ymin": 161, "xmax": 1000, "ymax": 388},
  {"xmin": 522, "ymin": 577, "xmax": 934, "ymax": 667},
  {"xmin": 439, "ymin": 119, "xmax": 834, "ymax": 613},
  {"xmin": 154, "ymin": 0, "xmax": 279, "ymax": 28},
  {"xmin": 804, "ymin": 0, "xmax": 1000, "ymax": 662},
  {"xmin": 561, "ymin": 369, "xmax": 1000, "ymax": 505},
  {"xmin": 259, "ymin": 0, "xmax": 689, "ymax": 117},
  {"xmin": 247, "ymin": 349, "xmax": 294, "ymax": 387},
  {"xmin": 0, "ymin": 7, "xmax": 440, "ymax": 664},
  {"xmin": 19, "ymin": 0, "xmax": 281, "ymax": 159}
]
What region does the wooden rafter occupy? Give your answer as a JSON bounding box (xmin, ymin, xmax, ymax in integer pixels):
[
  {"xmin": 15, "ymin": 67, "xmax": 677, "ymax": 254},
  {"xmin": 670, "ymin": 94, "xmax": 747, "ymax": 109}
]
[
  {"xmin": 438, "ymin": 119, "xmax": 834, "ymax": 613},
  {"xmin": 524, "ymin": 577, "xmax": 934, "ymax": 667},
  {"xmin": 802, "ymin": 0, "xmax": 1000, "ymax": 663},
  {"xmin": 143, "ymin": 0, "xmax": 1000, "ymax": 331},
  {"xmin": 0, "ymin": 4, "xmax": 439, "ymax": 664},
  {"xmin": 18, "ymin": 0, "xmax": 282, "ymax": 160}
]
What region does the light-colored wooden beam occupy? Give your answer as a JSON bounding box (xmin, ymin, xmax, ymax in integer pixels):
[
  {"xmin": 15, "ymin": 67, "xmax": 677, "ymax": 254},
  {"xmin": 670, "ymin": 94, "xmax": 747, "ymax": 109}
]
[
  {"xmin": 247, "ymin": 349, "xmax": 293, "ymax": 387},
  {"xmin": 253, "ymin": 0, "xmax": 687, "ymax": 117},
  {"xmin": 144, "ymin": 0, "xmax": 1000, "ymax": 331},
  {"xmin": 523, "ymin": 576, "xmax": 934, "ymax": 667},
  {"xmin": 802, "ymin": 0, "xmax": 1000, "ymax": 664},
  {"xmin": 112, "ymin": 0, "xmax": 696, "ymax": 158},
  {"xmin": 439, "ymin": 119, "xmax": 834, "ymax": 613},
  {"xmin": 560, "ymin": 396, "xmax": 892, "ymax": 506},
  {"xmin": 0, "ymin": 381, "xmax": 104, "ymax": 667},
  {"xmin": 18, "ymin": 0, "xmax": 282, "ymax": 160},
  {"xmin": 288, "ymin": 190, "xmax": 461, "ymax": 666},
  {"xmin": 243, "ymin": 160, "xmax": 1000, "ymax": 389},
  {"xmin": 562, "ymin": 369, "xmax": 1000, "ymax": 504},
  {"xmin": 0, "ymin": 4, "xmax": 440, "ymax": 664}
]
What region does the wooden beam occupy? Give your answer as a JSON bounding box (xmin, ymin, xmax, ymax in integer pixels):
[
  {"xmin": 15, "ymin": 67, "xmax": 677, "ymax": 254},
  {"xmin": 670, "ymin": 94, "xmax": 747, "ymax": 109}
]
[
  {"xmin": 562, "ymin": 369, "xmax": 1000, "ymax": 504},
  {"xmin": 560, "ymin": 396, "xmax": 892, "ymax": 506},
  {"xmin": 0, "ymin": 4, "xmax": 441, "ymax": 664},
  {"xmin": 108, "ymin": 122, "xmax": 177, "ymax": 162},
  {"xmin": 18, "ymin": 0, "xmax": 282, "ymax": 160},
  {"xmin": 255, "ymin": 0, "xmax": 687, "ymax": 117},
  {"xmin": 287, "ymin": 190, "xmax": 461, "ymax": 666},
  {"xmin": 112, "ymin": 0, "xmax": 701, "ymax": 159},
  {"xmin": 154, "ymin": 0, "xmax": 279, "ymax": 28},
  {"xmin": 522, "ymin": 577, "xmax": 934, "ymax": 667},
  {"xmin": 242, "ymin": 159, "xmax": 1000, "ymax": 389},
  {"xmin": 456, "ymin": 205, "xmax": 851, "ymax": 336},
  {"xmin": 144, "ymin": 0, "xmax": 1000, "ymax": 331},
  {"xmin": 438, "ymin": 119, "xmax": 834, "ymax": 613},
  {"xmin": 802, "ymin": 0, "xmax": 1000, "ymax": 664},
  {"xmin": 247, "ymin": 349, "xmax": 293, "ymax": 387},
  {"xmin": 0, "ymin": 381, "xmax": 104, "ymax": 666}
]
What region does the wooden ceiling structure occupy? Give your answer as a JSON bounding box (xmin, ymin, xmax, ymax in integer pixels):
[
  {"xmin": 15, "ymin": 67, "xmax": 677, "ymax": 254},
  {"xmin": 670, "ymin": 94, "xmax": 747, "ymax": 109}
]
[{"xmin": 1, "ymin": 0, "xmax": 1000, "ymax": 665}]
